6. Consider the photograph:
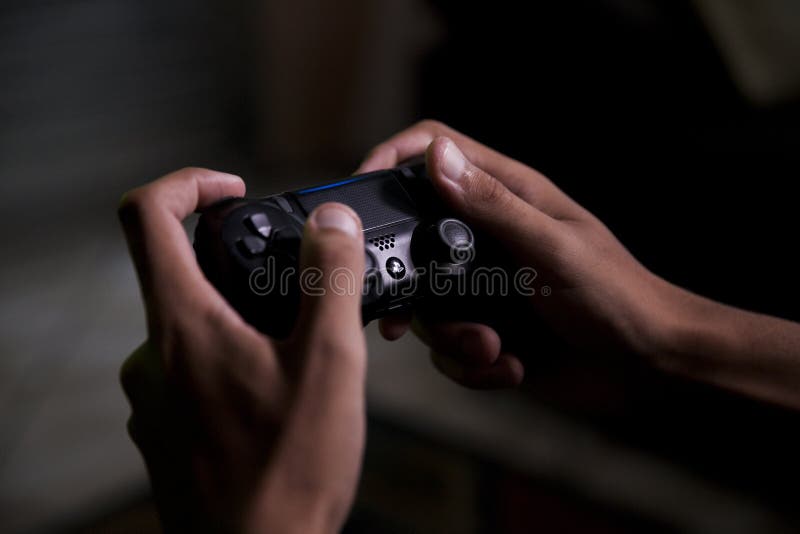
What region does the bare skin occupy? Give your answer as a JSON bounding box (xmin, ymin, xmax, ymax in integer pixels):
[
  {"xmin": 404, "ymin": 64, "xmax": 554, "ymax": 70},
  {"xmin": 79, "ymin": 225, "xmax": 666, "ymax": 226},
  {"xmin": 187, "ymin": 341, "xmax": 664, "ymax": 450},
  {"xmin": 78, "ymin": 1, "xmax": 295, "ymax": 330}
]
[
  {"xmin": 119, "ymin": 168, "xmax": 367, "ymax": 533},
  {"xmin": 119, "ymin": 122, "xmax": 800, "ymax": 532},
  {"xmin": 360, "ymin": 120, "xmax": 800, "ymax": 409}
]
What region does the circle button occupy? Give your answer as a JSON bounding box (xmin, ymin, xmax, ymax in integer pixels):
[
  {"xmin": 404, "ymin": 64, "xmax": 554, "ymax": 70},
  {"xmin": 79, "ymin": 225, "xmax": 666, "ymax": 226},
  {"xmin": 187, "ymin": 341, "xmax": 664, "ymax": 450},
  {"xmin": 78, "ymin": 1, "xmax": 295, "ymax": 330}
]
[{"xmin": 385, "ymin": 257, "xmax": 406, "ymax": 279}]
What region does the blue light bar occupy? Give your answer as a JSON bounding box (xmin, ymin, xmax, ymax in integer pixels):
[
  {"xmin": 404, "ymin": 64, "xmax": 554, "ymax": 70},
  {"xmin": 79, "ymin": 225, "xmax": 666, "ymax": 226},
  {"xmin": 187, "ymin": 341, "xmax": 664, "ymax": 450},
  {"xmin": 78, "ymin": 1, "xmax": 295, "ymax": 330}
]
[{"xmin": 296, "ymin": 175, "xmax": 367, "ymax": 195}]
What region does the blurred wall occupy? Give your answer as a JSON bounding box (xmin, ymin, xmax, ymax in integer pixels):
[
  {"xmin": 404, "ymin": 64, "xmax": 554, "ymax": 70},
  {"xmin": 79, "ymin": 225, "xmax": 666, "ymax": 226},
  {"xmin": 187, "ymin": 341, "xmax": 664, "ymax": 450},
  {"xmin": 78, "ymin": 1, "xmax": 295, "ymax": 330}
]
[{"xmin": 0, "ymin": 1, "xmax": 437, "ymax": 531}]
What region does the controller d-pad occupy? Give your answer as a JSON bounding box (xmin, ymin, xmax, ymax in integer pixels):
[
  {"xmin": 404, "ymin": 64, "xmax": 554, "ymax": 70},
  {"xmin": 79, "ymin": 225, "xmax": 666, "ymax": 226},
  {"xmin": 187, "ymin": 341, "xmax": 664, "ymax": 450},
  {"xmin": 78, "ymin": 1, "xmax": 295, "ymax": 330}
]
[
  {"xmin": 246, "ymin": 212, "xmax": 272, "ymax": 239},
  {"xmin": 238, "ymin": 235, "xmax": 267, "ymax": 257}
]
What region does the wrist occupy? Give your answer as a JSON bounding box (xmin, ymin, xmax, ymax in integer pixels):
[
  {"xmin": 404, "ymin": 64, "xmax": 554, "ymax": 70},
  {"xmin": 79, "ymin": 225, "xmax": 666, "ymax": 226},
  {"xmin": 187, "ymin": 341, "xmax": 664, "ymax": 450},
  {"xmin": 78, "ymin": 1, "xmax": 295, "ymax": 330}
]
[
  {"xmin": 621, "ymin": 272, "xmax": 692, "ymax": 365},
  {"xmin": 627, "ymin": 275, "xmax": 738, "ymax": 376}
]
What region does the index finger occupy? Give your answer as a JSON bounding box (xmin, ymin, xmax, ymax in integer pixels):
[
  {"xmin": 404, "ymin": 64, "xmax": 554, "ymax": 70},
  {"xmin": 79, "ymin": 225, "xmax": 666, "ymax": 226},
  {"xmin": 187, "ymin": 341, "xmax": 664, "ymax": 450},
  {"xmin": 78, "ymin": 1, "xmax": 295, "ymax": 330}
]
[
  {"xmin": 356, "ymin": 120, "xmax": 581, "ymax": 219},
  {"xmin": 118, "ymin": 167, "xmax": 245, "ymax": 325}
]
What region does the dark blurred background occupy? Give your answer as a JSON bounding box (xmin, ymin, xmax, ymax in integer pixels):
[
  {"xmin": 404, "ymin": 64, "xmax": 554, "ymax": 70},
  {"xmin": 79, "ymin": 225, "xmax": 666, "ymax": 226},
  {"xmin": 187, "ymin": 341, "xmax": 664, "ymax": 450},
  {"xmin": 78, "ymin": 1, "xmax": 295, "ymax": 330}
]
[{"xmin": 1, "ymin": 0, "xmax": 799, "ymax": 532}]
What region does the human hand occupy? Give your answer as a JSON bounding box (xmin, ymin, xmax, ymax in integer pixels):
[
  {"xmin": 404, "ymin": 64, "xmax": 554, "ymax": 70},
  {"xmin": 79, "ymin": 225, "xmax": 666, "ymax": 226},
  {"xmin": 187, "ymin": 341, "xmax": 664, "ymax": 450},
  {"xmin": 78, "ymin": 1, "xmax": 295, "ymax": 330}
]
[
  {"xmin": 118, "ymin": 168, "xmax": 367, "ymax": 533},
  {"xmin": 358, "ymin": 121, "xmax": 675, "ymax": 388}
]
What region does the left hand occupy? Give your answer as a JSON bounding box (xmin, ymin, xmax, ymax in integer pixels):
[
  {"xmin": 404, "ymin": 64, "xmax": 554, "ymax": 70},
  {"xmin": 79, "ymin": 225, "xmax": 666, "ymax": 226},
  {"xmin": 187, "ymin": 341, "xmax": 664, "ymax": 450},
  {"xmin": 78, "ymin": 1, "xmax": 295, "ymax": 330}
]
[{"xmin": 118, "ymin": 167, "xmax": 367, "ymax": 533}]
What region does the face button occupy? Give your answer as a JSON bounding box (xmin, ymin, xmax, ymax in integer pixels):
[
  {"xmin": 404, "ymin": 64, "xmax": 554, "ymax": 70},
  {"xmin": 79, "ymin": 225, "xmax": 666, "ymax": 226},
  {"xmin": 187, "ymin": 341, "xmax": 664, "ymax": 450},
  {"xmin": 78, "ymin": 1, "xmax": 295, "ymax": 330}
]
[
  {"xmin": 237, "ymin": 235, "xmax": 267, "ymax": 257},
  {"xmin": 385, "ymin": 257, "xmax": 406, "ymax": 279},
  {"xmin": 246, "ymin": 212, "xmax": 272, "ymax": 239}
]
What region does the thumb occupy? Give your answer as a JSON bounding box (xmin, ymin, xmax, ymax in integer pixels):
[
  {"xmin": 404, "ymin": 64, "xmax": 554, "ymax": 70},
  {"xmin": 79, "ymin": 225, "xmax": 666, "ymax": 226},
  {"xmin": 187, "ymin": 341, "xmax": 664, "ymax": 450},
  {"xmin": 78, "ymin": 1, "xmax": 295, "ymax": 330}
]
[
  {"xmin": 293, "ymin": 202, "xmax": 367, "ymax": 377},
  {"xmin": 426, "ymin": 136, "xmax": 561, "ymax": 254},
  {"xmin": 286, "ymin": 203, "xmax": 367, "ymax": 484},
  {"xmin": 268, "ymin": 205, "xmax": 367, "ymax": 521}
]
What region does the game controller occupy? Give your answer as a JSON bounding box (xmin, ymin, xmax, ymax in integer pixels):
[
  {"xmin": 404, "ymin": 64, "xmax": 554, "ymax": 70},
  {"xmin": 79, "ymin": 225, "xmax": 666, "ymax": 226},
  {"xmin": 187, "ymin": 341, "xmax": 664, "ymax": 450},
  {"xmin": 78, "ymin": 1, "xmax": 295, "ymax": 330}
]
[{"xmin": 194, "ymin": 160, "xmax": 481, "ymax": 338}]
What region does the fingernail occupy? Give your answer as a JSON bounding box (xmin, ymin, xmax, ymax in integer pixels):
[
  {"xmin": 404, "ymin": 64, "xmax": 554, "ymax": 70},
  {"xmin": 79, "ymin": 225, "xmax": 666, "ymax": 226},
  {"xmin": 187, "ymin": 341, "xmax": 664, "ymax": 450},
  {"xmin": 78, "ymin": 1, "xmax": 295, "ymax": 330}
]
[
  {"xmin": 312, "ymin": 205, "xmax": 360, "ymax": 238},
  {"xmin": 208, "ymin": 171, "xmax": 243, "ymax": 183},
  {"xmin": 441, "ymin": 139, "xmax": 466, "ymax": 184}
]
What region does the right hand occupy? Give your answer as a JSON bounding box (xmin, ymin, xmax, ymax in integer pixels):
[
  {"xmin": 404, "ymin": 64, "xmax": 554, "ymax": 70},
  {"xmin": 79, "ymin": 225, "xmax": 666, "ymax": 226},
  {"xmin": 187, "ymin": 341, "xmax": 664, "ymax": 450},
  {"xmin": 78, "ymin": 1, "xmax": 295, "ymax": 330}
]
[{"xmin": 358, "ymin": 121, "xmax": 675, "ymax": 388}]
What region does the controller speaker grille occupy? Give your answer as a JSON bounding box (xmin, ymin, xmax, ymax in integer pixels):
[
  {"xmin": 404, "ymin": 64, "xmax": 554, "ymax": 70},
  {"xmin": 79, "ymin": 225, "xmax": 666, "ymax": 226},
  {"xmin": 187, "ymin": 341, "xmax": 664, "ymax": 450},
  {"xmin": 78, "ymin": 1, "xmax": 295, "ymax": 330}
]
[{"xmin": 368, "ymin": 233, "xmax": 395, "ymax": 251}]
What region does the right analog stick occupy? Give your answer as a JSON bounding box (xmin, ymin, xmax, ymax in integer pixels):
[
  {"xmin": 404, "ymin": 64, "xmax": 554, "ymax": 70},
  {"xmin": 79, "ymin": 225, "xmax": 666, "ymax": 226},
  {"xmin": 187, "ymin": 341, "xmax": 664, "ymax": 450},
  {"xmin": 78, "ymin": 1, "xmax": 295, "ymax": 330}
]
[{"xmin": 413, "ymin": 218, "xmax": 475, "ymax": 266}]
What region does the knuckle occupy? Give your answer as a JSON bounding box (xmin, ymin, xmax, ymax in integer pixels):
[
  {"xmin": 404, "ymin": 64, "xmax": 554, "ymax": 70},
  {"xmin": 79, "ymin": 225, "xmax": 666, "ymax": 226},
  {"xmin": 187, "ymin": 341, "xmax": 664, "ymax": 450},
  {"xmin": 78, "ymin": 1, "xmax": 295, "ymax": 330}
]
[
  {"xmin": 196, "ymin": 301, "xmax": 237, "ymax": 341},
  {"xmin": 119, "ymin": 341, "xmax": 160, "ymax": 401},
  {"xmin": 152, "ymin": 330, "xmax": 187, "ymax": 375},
  {"xmin": 465, "ymin": 168, "xmax": 509, "ymax": 207},
  {"xmin": 366, "ymin": 143, "xmax": 388, "ymax": 160},
  {"xmin": 159, "ymin": 315, "xmax": 204, "ymax": 358},
  {"xmin": 117, "ymin": 187, "xmax": 151, "ymax": 228},
  {"xmin": 117, "ymin": 167, "xmax": 202, "ymax": 227},
  {"xmin": 173, "ymin": 166, "xmax": 212, "ymax": 184},
  {"xmin": 312, "ymin": 236, "xmax": 361, "ymax": 270},
  {"xmin": 155, "ymin": 299, "xmax": 234, "ymax": 366},
  {"xmin": 176, "ymin": 165, "xmax": 201, "ymax": 175},
  {"xmin": 152, "ymin": 317, "xmax": 190, "ymax": 365},
  {"xmin": 544, "ymin": 224, "xmax": 581, "ymax": 270},
  {"xmin": 416, "ymin": 118, "xmax": 448, "ymax": 135}
]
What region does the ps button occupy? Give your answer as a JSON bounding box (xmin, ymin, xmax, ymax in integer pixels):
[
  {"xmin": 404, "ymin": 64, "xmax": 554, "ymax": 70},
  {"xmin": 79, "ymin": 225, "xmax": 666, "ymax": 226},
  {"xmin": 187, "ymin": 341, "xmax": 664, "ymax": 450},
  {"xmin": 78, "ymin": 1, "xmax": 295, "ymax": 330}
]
[
  {"xmin": 238, "ymin": 235, "xmax": 267, "ymax": 257},
  {"xmin": 386, "ymin": 257, "xmax": 406, "ymax": 279},
  {"xmin": 246, "ymin": 212, "xmax": 272, "ymax": 239}
]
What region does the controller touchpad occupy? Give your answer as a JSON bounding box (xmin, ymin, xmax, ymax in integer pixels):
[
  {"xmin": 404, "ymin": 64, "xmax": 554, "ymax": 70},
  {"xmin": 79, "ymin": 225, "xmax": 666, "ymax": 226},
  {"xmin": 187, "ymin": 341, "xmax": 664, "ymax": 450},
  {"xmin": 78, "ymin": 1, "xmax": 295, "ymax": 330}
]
[{"xmin": 294, "ymin": 174, "xmax": 417, "ymax": 231}]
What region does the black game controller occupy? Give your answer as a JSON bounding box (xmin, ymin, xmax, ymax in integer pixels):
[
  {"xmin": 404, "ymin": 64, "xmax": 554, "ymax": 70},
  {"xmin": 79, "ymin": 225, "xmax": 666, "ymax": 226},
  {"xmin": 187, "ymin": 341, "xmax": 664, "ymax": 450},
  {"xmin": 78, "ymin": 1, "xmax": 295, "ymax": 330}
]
[{"xmin": 194, "ymin": 160, "xmax": 482, "ymax": 338}]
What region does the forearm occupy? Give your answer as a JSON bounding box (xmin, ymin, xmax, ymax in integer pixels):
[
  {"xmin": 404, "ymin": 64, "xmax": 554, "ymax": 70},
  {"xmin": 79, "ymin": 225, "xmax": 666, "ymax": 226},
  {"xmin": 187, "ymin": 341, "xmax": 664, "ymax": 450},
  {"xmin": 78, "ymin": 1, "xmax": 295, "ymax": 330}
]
[{"xmin": 644, "ymin": 281, "xmax": 800, "ymax": 409}]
